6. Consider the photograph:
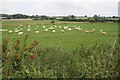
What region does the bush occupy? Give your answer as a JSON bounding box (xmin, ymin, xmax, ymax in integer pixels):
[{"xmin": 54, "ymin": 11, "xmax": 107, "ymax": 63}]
[{"xmin": 2, "ymin": 36, "xmax": 119, "ymax": 78}]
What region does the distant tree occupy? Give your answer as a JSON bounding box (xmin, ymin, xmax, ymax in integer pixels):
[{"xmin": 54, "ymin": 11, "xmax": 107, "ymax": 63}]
[
  {"xmin": 71, "ymin": 15, "xmax": 75, "ymax": 19},
  {"xmin": 40, "ymin": 16, "xmax": 48, "ymax": 20},
  {"xmin": 51, "ymin": 21, "xmax": 55, "ymax": 24},
  {"xmin": 93, "ymin": 15, "xmax": 99, "ymax": 22},
  {"xmin": 85, "ymin": 15, "xmax": 87, "ymax": 17}
]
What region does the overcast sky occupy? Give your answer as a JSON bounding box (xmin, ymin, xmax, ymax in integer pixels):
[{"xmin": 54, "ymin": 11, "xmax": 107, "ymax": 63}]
[{"xmin": 0, "ymin": 0, "xmax": 119, "ymax": 17}]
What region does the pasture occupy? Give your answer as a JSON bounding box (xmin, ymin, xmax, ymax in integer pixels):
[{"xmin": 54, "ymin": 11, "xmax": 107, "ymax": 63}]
[
  {"xmin": 1, "ymin": 20, "xmax": 118, "ymax": 78},
  {"xmin": 1, "ymin": 20, "xmax": 118, "ymax": 52}
]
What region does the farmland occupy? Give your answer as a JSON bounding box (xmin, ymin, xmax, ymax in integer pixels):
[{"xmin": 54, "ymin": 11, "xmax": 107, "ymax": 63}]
[
  {"xmin": 1, "ymin": 20, "xmax": 118, "ymax": 52},
  {"xmin": 1, "ymin": 20, "xmax": 119, "ymax": 78}
]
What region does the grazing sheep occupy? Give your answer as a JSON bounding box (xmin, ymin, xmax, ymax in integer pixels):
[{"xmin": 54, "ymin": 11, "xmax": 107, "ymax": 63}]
[
  {"xmin": 85, "ymin": 30, "xmax": 89, "ymax": 33},
  {"xmin": 18, "ymin": 32, "xmax": 23, "ymax": 35},
  {"xmin": 100, "ymin": 29, "xmax": 106, "ymax": 35},
  {"xmin": 15, "ymin": 30, "xmax": 20, "ymax": 33},
  {"xmin": 100, "ymin": 30, "xmax": 103, "ymax": 32},
  {"xmin": 37, "ymin": 25, "xmax": 39, "ymax": 27},
  {"xmin": 64, "ymin": 26, "xmax": 68, "ymax": 30},
  {"xmin": 27, "ymin": 29, "xmax": 30, "ymax": 32},
  {"xmin": 68, "ymin": 28, "xmax": 72, "ymax": 31},
  {"xmin": 44, "ymin": 29, "xmax": 48, "ymax": 32},
  {"xmin": 20, "ymin": 25, "xmax": 23, "ymax": 26},
  {"xmin": 79, "ymin": 28, "xmax": 82, "ymax": 31},
  {"xmin": 28, "ymin": 25, "xmax": 30, "ymax": 28},
  {"xmin": 49, "ymin": 27, "xmax": 55, "ymax": 30},
  {"xmin": 43, "ymin": 26, "xmax": 46, "ymax": 28},
  {"xmin": 59, "ymin": 26, "xmax": 61, "ymax": 28},
  {"xmin": 90, "ymin": 30, "xmax": 94, "ymax": 33},
  {"xmin": 92, "ymin": 29, "xmax": 96, "ymax": 31},
  {"xmin": 75, "ymin": 27, "xmax": 80, "ymax": 30},
  {"xmin": 35, "ymin": 31, "xmax": 39, "ymax": 34},
  {"xmin": 60, "ymin": 30, "xmax": 64, "ymax": 33},
  {"xmin": 102, "ymin": 32, "xmax": 106, "ymax": 35},
  {"xmin": 9, "ymin": 31, "xmax": 13, "ymax": 33},
  {"xmin": 52, "ymin": 30, "xmax": 56, "ymax": 33}
]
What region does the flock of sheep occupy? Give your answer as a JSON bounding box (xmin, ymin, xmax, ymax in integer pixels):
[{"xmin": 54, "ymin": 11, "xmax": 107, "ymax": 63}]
[{"xmin": 0, "ymin": 24, "xmax": 107, "ymax": 35}]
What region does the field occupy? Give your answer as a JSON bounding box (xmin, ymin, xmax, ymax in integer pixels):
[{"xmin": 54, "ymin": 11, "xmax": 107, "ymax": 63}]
[
  {"xmin": 1, "ymin": 20, "xmax": 118, "ymax": 52},
  {"xmin": 1, "ymin": 20, "xmax": 119, "ymax": 78}
]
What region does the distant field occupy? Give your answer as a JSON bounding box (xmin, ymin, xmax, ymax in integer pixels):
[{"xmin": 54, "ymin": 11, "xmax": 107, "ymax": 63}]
[{"xmin": 1, "ymin": 20, "xmax": 118, "ymax": 52}]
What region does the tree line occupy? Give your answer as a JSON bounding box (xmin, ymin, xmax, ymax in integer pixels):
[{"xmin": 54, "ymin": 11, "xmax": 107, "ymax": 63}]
[{"xmin": 0, "ymin": 14, "xmax": 118, "ymax": 22}]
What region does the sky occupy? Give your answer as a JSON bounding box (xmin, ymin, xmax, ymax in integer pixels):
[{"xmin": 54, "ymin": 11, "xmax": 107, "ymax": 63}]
[{"xmin": 0, "ymin": 0, "xmax": 119, "ymax": 17}]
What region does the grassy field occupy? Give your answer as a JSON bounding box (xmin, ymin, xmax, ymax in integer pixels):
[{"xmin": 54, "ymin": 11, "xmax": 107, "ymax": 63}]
[
  {"xmin": 2, "ymin": 20, "xmax": 118, "ymax": 52},
  {"xmin": 1, "ymin": 20, "xmax": 119, "ymax": 78}
]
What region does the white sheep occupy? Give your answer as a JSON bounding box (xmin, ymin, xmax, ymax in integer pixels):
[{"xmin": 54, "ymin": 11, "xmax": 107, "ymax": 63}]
[
  {"xmin": 20, "ymin": 25, "xmax": 22, "ymax": 26},
  {"xmin": 79, "ymin": 28, "xmax": 82, "ymax": 31},
  {"xmin": 15, "ymin": 30, "xmax": 20, "ymax": 33},
  {"xmin": 68, "ymin": 28, "xmax": 72, "ymax": 31},
  {"xmin": 52, "ymin": 30, "xmax": 56, "ymax": 33},
  {"xmin": 35, "ymin": 31, "xmax": 39, "ymax": 34},
  {"xmin": 27, "ymin": 28, "xmax": 31, "ymax": 32},
  {"xmin": 59, "ymin": 26, "xmax": 61, "ymax": 28},
  {"xmin": 9, "ymin": 31, "xmax": 13, "ymax": 33},
  {"xmin": 37, "ymin": 25, "xmax": 39, "ymax": 27},
  {"xmin": 49, "ymin": 27, "xmax": 55, "ymax": 30},
  {"xmin": 44, "ymin": 29, "xmax": 48, "ymax": 32},
  {"xmin": 60, "ymin": 30, "xmax": 64, "ymax": 33},
  {"xmin": 92, "ymin": 29, "xmax": 96, "ymax": 31},
  {"xmin": 28, "ymin": 25, "xmax": 30, "ymax": 28},
  {"xmin": 43, "ymin": 26, "xmax": 46, "ymax": 28},
  {"xmin": 18, "ymin": 32, "xmax": 23, "ymax": 35}
]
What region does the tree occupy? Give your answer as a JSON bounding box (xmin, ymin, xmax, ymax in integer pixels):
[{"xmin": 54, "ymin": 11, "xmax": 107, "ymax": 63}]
[
  {"xmin": 93, "ymin": 15, "xmax": 99, "ymax": 22},
  {"xmin": 85, "ymin": 15, "xmax": 87, "ymax": 17},
  {"xmin": 69, "ymin": 15, "xmax": 75, "ymax": 19},
  {"xmin": 51, "ymin": 21, "xmax": 55, "ymax": 24}
]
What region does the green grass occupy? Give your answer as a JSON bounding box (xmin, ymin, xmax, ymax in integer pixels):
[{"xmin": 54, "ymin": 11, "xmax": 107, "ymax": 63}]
[
  {"xmin": 1, "ymin": 20, "xmax": 119, "ymax": 78},
  {"xmin": 2, "ymin": 20, "xmax": 118, "ymax": 52}
]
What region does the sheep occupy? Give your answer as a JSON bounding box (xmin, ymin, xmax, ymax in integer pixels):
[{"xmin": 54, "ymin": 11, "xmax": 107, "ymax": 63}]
[
  {"xmin": 100, "ymin": 30, "xmax": 103, "ymax": 32},
  {"xmin": 75, "ymin": 27, "xmax": 80, "ymax": 30},
  {"xmin": 100, "ymin": 29, "xmax": 106, "ymax": 35},
  {"xmin": 28, "ymin": 25, "xmax": 30, "ymax": 28},
  {"xmin": 43, "ymin": 26, "xmax": 46, "ymax": 28},
  {"xmin": 18, "ymin": 32, "xmax": 23, "ymax": 35},
  {"xmin": 44, "ymin": 29, "xmax": 48, "ymax": 32},
  {"xmin": 15, "ymin": 30, "xmax": 20, "ymax": 33},
  {"xmin": 90, "ymin": 30, "xmax": 94, "ymax": 33},
  {"xmin": 85, "ymin": 30, "xmax": 89, "ymax": 33},
  {"xmin": 102, "ymin": 32, "xmax": 106, "ymax": 35},
  {"xmin": 49, "ymin": 27, "xmax": 55, "ymax": 30},
  {"xmin": 68, "ymin": 28, "xmax": 72, "ymax": 31},
  {"xmin": 27, "ymin": 28, "xmax": 31, "ymax": 32},
  {"xmin": 37, "ymin": 25, "xmax": 39, "ymax": 27},
  {"xmin": 79, "ymin": 28, "xmax": 82, "ymax": 31},
  {"xmin": 4, "ymin": 29, "xmax": 8, "ymax": 31},
  {"xmin": 59, "ymin": 26, "xmax": 61, "ymax": 28},
  {"xmin": 63, "ymin": 26, "xmax": 68, "ymax": 30},
  {"xmin": 9, "ymin": 31, "xmax": 13, "ymax": 33},
  {"xmin": 92, "ymin": 29, "xmax": 96, "ymax": 31},
  {"xmin": 35, "ymin": 31, "xmax": 39, "ymax": 34},
  {"xmin": 52, "ymin": 30, "xmax": 56, "ymax": 33},
  {"xmin": 35, "ymin": 28, "xmax": 37, "ymax": 30},
  {"xmin": 60, "ymin": 30, "xmax": 64, "ymax": 33},
  {"xmin": 54, "ymin": 25, "xmax": 57, "ymax": 28}
]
